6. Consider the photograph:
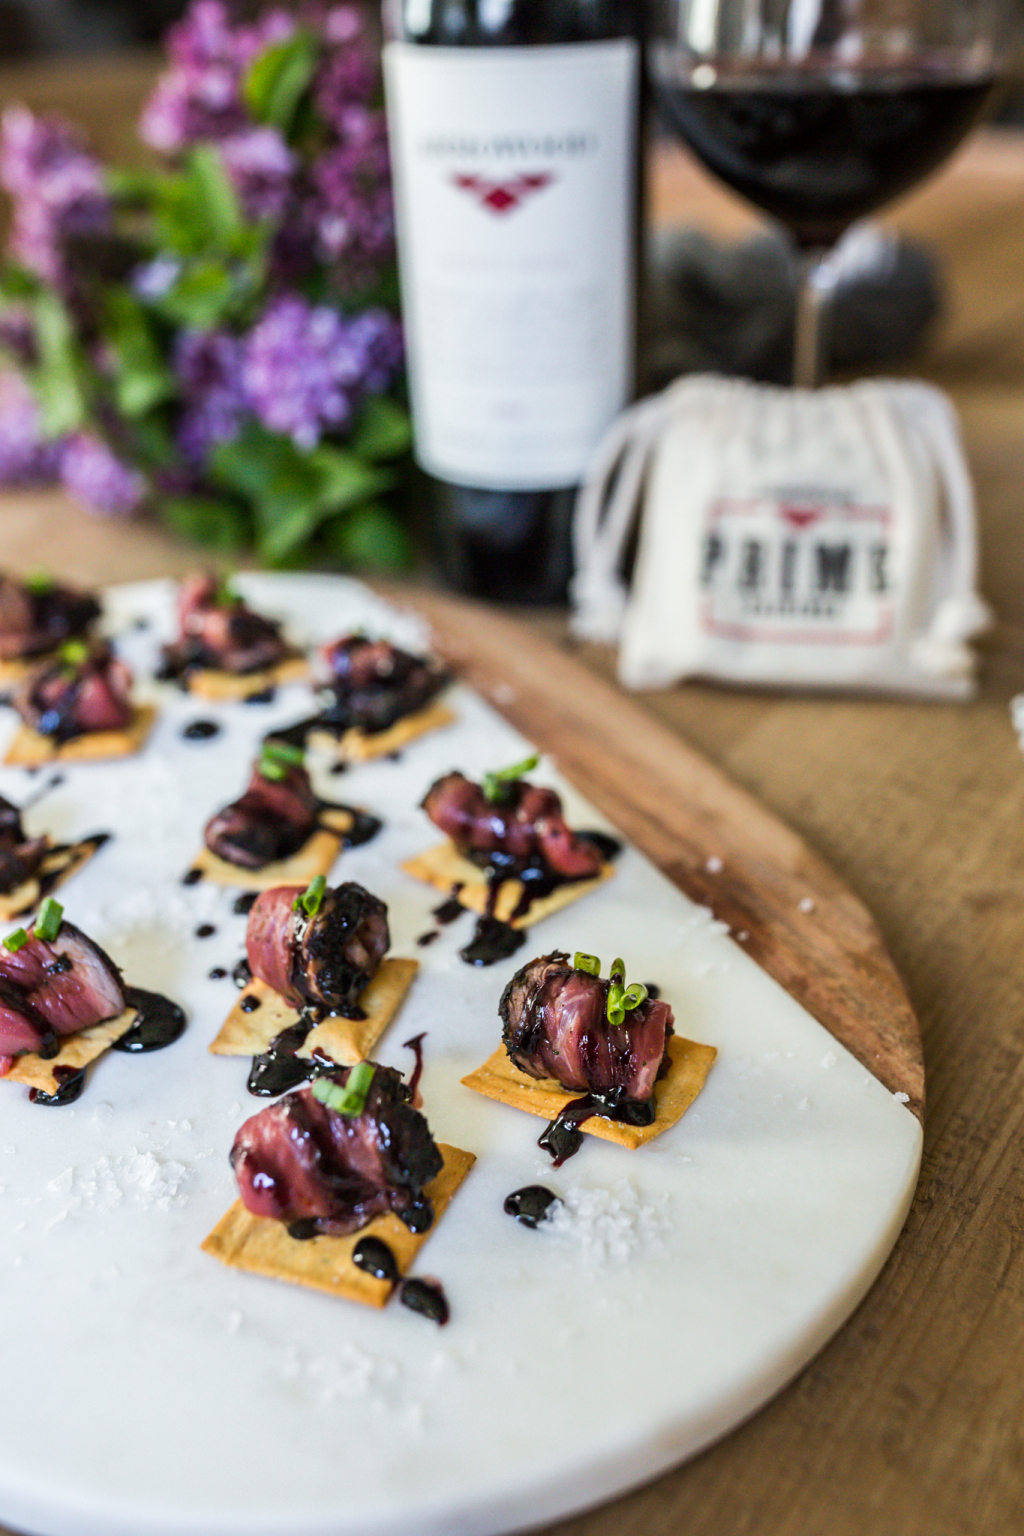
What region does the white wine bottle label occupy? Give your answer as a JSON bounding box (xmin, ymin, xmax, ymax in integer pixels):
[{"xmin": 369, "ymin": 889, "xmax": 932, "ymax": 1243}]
[{"xmin": 384, "ymin": 40, "xmax": 638, "ymax": 490}]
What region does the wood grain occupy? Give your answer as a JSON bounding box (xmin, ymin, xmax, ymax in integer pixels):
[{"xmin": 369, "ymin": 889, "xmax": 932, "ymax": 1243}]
[{"xmin": 387, "ymin": 584, "xmax": 925, "ymax": 1121}]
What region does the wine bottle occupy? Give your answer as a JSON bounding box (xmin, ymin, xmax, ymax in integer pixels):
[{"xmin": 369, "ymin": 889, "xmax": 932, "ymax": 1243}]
[{"xmin": 383, "ymin": 0, "xmax": 642, "ymax": 602}]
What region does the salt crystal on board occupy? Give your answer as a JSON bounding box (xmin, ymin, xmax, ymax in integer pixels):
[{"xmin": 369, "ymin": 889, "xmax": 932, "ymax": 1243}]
[
  {"xmin": 893, "ymin": 1091, "xmax": 910, "ymax": 1104},
  {"xmin": 706, "ymin": 855, "xmax": 723, "ymax": 874},
  {"xmin": 799, "ymin": 896, "xmax": 816, "ymax": 914}
]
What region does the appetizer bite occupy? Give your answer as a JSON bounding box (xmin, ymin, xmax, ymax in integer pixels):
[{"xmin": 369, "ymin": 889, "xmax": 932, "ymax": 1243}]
[
  {"xmin": 0, "ymin": 571, "xmax": 101, "ymax": 684},
  {"xmin": 3, "ymin": 641, "xmax": 155, "ymax": 766},
  {"xmin": 264, "ymin": 633, "xmax": 454, "ymax": 763},
  {"xmin": 0, "ymin": 898, "xmax": 185, "ymax": 1103},
  {"xmin": 0, "ymin": 792, "xmax": 108, "ymax": 919},
  {"xmin": 211, "ymin": 874, "xmax": 418, "ymax": 1081},
  {"xmin": 159, "ymin": 573, "xmax": 307, "ymax": 699},
  {"xmin": 462, "ymin": 951, "xmax": 716, "ymax": 1164},
  {"xmin": 189, "ymin": 741, "xmax": 379, "ymax": 889},
  {"xmin": 403, "ymin": 755, "xmax": 618, "ymax": 965},
  {"xmin": 202, "ymin": 1060, "xmax": 475, "ymax": 1313}
]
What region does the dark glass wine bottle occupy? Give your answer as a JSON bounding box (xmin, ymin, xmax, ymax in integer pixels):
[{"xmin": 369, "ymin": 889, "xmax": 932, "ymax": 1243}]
[{"xmin": 383, "ymin": 0, "xmax": 642, "ymax": 602}]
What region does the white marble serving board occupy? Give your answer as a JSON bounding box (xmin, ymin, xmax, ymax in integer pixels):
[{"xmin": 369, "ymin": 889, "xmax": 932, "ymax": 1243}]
[{"xmin": 0, "ymin": 575, "xmax": 921, "ymax": 1536}]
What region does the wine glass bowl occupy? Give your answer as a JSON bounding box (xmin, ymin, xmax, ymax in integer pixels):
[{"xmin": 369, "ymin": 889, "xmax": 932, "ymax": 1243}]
[{"xmin": 649, "ymin": 0, "xmax": 1008, "ymax": 379}]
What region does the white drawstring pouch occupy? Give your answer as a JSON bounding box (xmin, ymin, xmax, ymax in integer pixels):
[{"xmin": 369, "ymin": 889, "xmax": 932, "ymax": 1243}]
[{"xmin": 571, "ymin": 375, "xmax": 990, "ymax": 698}]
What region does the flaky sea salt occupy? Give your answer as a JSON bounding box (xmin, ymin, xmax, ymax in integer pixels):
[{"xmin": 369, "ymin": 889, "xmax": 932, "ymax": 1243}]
[
  {"xmin": 706, "ymin": 855, "xmax": 723, "ymax": 874},
  {"xmin": 820, "ymin": 1052, "xmax": 837, "ymax": 1069},
  {"xmin": 798, "ymin": 896, "xmax": 816, "ymax": 914},
  {"xmin": 893, "ymin": 1090, "xmax": 910, "ymax": 1104},
  {"xmin": 543, "ymin": 1180, "xmax": 670, "ymax": 1265}
]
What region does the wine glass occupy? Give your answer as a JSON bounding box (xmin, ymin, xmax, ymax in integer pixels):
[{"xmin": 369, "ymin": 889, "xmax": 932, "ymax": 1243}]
[{"xmin": 649, "ymin": 0, "xmax": 1009, "ymax": 385}]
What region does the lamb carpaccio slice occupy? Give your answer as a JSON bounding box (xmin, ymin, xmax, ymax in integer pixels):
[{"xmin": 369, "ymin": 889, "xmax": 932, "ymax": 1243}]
[
  {"xmin": 246, "ymin": 881, "xmax": 390, "ymax": 1015},
  {"xmin": 167, "ymin": 573, "xmax": 290, "ymax": 675},
  {"xmin": 230, "ymin": 1064, "xmax": 443, "ymax": 1235},
  {"xmin": 422, "ymin": 772, "xmax": 604, "ymax": 881},
  {"xmin": 319, "ymin": 635, "xmax": 449, "ymax": 734},
  {"xmin": 0, "ymin": 576, "xmax": 100, "ymax": 661},
  {"xmin": 0, "ymin": 919, "xmax": 126, "ymax": 1061},
  {"xmin": 204, "ymin": 761, "xmax": 319, "ymax": 869},
  {"xmin": 500, "ymin": 951, "xmax": 675, "ymax": 1102},
  {"xmin": 12, "ymin": 645, "xmax": 134, "ymax": 740}
]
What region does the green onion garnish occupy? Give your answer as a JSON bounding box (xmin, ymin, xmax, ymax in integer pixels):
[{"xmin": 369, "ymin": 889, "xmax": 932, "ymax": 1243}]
[
  {"xmin": 35, "ymin": 898, "xmax": 64, "ymax": 942},
  {"xmin": 622, "ymin": 982, "xmax": 648, "ymax": 1011},
  {"xmin": 3, "ymin": 927, "xmax": 29, "ymax": 952},
  {"xmin": 573, "ymin": 951, "xmax": 601, "ymax": 976},
  {"xmin": 312, "ymin": 1061, "xmax": 375, "ymax": 1118},
  {"xmin": 59, "ymin": 639, "xmax": 89, "ymax": 668},
  {"xmin": 214, "ymin": 574, "xmax": 239, "ymax": 607},
  {"xmin": 293, "ymin": 875, "xmax": 326, "ymax": 919},
  {"xmin": 258, "ymin": 739, "xmax": 304, "ymax": 782},
  {"xmin": 609, "ymin": 956, "xmax": 625, "ymax": 984},
  {"xmin": 482, "ymin": 753, "xmax": 540, "ymax": 804},
  {"xmin": 24, "ymin": 571, "xmax": 54, "ymax": 594}
]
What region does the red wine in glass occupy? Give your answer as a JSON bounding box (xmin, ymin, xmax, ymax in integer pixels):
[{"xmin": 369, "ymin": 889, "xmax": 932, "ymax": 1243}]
[{"xmin": 653, "ymin": 62, "xmax": 998, "ymax": 251}]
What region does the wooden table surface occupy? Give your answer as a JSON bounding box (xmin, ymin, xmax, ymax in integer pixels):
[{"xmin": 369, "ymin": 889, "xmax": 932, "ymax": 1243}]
[{"xmin": 3, "ymin": 55, "xmax": 1024, "ymax": 1536}]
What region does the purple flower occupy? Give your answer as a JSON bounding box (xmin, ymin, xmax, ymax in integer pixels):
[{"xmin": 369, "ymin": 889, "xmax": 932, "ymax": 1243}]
[
  {"xmin": 314, "ymin": 22, "xmax": 379, "ymax": 128},
  {"xmin": 140, "ymin": 0, "xmax": 296, "ymax": 155},
  {"xmin": 311, "ymin": 110, "xmax": 394, "ymax": 293},
  {"xmin": 220, "ymin": 127, "xmax": 296, "ymax": 221},
  {"xmin": 0, "ymin": 107, "xmax": 110, "ymax": 287},
  {"xmin": 174, "ymin": 328, "xmax": 246, "ymax": 465},
  {"xmin": 242, "ymin": 293, "xmax": 399, "ymax": 449},
  {"xmin": 59, "ymin": 433, "xmax": 147, "ymax": 517},
  {"xmin": 0, "ymin": 371, "xmax": 61, "ymax": 487}
]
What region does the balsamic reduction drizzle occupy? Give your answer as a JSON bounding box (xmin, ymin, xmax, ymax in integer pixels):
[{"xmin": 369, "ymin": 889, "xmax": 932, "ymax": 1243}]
[
  {"xmin": 181, "ymin": 719, "xmax": 220, "ymax": 741},
  {"xmin": 399, "ymin": 1277, "xmax": 449, "ymax": 1325},
  {"xmin": 287, "ymin": 1218, "xmax": 320, "ymax": 1241},
  {"xmin": 247, "ymin": 1020, "xmax": 313, "ymax": 1096},
  {"xmin": 240, "ymin": 994, "xmax": 261, "ymax": 1013},
  {"xmin": 538, "ymin": 1090, "xmax": 657, "ymax": 1167},
  {"xmin": 352, "ymin": 1236, "xmax": 399, "ymax": 1283},
  {"xmin": 232, "ymin": 891, "xmax": 258, "ymax": 916},
  {"xmin": 416, "ymin": 929, "xmax": 440, "ymax": 947},
  {"xmin": 504, "ymin": 1185, "xmax": 561, "ymax": 1227},
  {"xmin": 208, "ymin": 967, "xmax": 228, "ymax": 980},
  {"xmin": 182, "ymin": 867, "xmax": 203, "ymax": 887},
  {"xmin": 460, "ymin": 916, "xmax": 526, "ymax": 967},
  {"xmin": 114, "ymin": 988, "xmax": 187, "ymax": 1053},
  {"xmin": 30, "ymin": 1065, "xmax": 86, "ymax": 1105},
  {"xmin": 232, "ymin": 957, "xmax": 253, "ymax": 989},
  {"xmin": 403, "ymin": 1032, "xmax": 426, "ymax": 1098},
  {"xmin": 195, "ymin": 924, "xmax": 216, "ymax": 938},
  {"xmin": 243, "ymin": 686, "xmax": 275, "ymax": 705}
]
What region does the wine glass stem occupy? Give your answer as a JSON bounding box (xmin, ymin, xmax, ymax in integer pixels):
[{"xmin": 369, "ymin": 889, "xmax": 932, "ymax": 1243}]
[{"xmin": 793, "ymin": 249, "xmax": 831, "ymax": 389}]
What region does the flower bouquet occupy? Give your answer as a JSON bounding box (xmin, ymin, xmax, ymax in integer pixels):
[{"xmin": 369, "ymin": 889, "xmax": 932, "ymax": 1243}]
[{"xmin": 0, "ymin": 0, "xmax": 412, "ymax": 572}]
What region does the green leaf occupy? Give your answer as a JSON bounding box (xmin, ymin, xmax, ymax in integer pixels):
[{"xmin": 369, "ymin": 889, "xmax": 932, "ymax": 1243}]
[
  {"xmin": 310, "ymin": 445, "xmax": 395, "ymax": 515},
  {"xmin": 31, "ymin": 292, "xmax": 90, "ymax": 437},
  {"xmin": 104, "ymin": 289, "xmax": 176, "ymax": 419},
  {"xmin": 244, "ymin": 31, "xmax": 318, "ymax": 134},
  {"xmin": 348, "ymin": 395, "xmax": 411, "ymax": 462},
  {"xmin": 160, "ymin": 495, "xmax": 250, "ymax": 553},
  {"xmin": 156, "ymin": 260, "xmax": 236, "ymax": 329},
  {"xmin": 189, "ymin": 145, "xmax": 244, "ymax": 248},
  {"xmin": 328, "ymin": 502, "xmax": 413, "ymax": 574}
]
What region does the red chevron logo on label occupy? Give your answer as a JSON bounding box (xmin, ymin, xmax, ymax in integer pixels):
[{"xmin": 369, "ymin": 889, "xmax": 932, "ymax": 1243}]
[{"xmin": 451, "ymin": 171, "xmax": 555, "ymax": 214}]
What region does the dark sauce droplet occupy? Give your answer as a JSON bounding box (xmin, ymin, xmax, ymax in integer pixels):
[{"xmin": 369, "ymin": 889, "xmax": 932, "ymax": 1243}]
[
  {"xmin": 644, "ymin": 982, "xmax": 661, "ymax": 1001},
  {"xmin": 504, "ymin": 1185, "xmax": 561, "ymax": 1228},
  {"xmin": 114, "ymin": 988, "xmax": 187, "ymax": 1053},
  {"xmin": 399, "ymin": 1277, "xmax": 449, "ymax": 1325},
  {"xmin": 195, "ymin": 923, "xmax": 216, "ymax": 939},
  {"xmin": 329, "ymin": 761, "xmax": 348, "ymax": 776},
  {"xmin": 352, "ymin": 1236, "xmax": 399, "ymax": 1283},
  {"xmin": 287, "ymin": 1218, "xmax": 320, "ymax": 1241},
  {"xmin": 181, "ymin": 719, "xmax": 220, "ymax": 741},
  {"xmin": 538, "ymin": 1091, "xmax": 657, "ymax": 1166},
  {"xmin": 240, "ymin": 994, "xmax": 261, "ymax": 1014},
  {"xmin": 398, "ymin": 1198, "xmax": 434, "ymax": 1234},
  {"xmin": 232, "ymin": 957, "xmax": 252, "ymax": 989},
  {"xmin": 403, "ymin": 1032, "xmax": 426, "ymax": 1098},
  {"xmin": 29, "ymin": 1065, "xmax": 85, "ymax": 1106},
  {"xmin": 208, "ymin": 967, "xmax": 228, "ymax": 980},
  {"xmin": 416, "ymin": 929, "xmax": 440, "ymax": 947},
  {"xmin": 328, "ymin": 805, "xmax": 382, "ymax": 849},
  {"xmin": 182, "ymin": 867, "xmax": 203, "ymax": 887},
  {"xmin": 460, "ymin": 915, "xmax": 526, "ymax": 967},
  {"xmin": 577, "ymin": 830, "xmax": 623, "ymax": 863},
  {"xmin": 247, "ymin": 1019, "xmax": 312, "ymax": 1096},
  {"xmin": 132, "ymin": 615, "xmax": 151, "ymax": 631},
  {"xmin": 243, "ymin": 686, "xmax": 276, "ymax": 705},
  {"xmin": 232, "ymin": 891, "xmax": 258, "ymax": 916},
  {"xmin": 433, "ymin": 894, "xmax": 465, "ymax": 925}
]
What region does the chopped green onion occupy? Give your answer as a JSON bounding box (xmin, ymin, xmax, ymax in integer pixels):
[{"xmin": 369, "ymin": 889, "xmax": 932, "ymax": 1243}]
[
  {"xmin": 263, "ymin": 739, "xmax": 304, "ymax": 768},
  {"xmin": 24, "ymin": 571, "xmax": 54, "ymax": 594},
  {"xmin": 609, "ymin": 956, "xmax": 625, "ymax": 984},
  {"xmin": 312, "ymin": 1061, "xmax": 375, "ymax": 1117},
  {"xmin": 293, "ymin": 875, "xmax": 326, "ymax": 919},
  {"xmin": 59, "ymin": 639, "xmax": 89, "ymax": 668},
  {"xmin": 3, "ymin": 927, "xmax": 28, "ymax": 952},
  {"xmin": 573, "ymin": 951, "xmax": 601, "ymax": 976},
  {"xmin": 482, "ymin": 753, "xmax": 540, "ymax": 803},
  {"xmin": 35, "ymin": 898, "xmax": 64, "ymax": 942},
  {"xmin": 622, "ymin": 982, "xmax": 648, "ymax": 1011},
  {"xmin": 214, "ymin": 574, "xmax": 239, "ymax": 607},
  {"xmin": 607, "ymin": 1002, "xmax": 626, "ymax": 1028}
]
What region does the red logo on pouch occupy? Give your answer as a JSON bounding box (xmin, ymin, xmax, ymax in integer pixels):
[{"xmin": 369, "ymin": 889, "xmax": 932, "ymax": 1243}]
[{"xmin": 451, "ymin": 172, "xmax": 554, "ymax": 214}]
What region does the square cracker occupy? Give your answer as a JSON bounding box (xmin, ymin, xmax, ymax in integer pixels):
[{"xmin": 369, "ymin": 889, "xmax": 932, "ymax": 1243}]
[
  {"xmin": 461, "ymin": 1034, "xmax": 717, "ymax": 1150},
  {"xmin": 0, "ymin": 836, "xmax": 103, "ymax": 921},
  {"xmin": 209, "ymin": 958, "xmax": 419, "ymax": 1066},
  {"xmin": 190, "ymin": 807, "xmax": 355, "ymax": 890},
  {"xmin": 3, "ymin": 706, "xmax": 157, "ymax": 767},
  {"xmin": 201, "ymin": 1143, "xmax": 476, "ymax": 1306},
  {"xmin": 4, "ymin": 1005, "xmax": 138, "ymax": 1095},
  {"xmin": 402, "ymin": 840, "xmax": 614, "ymax": 928},
  {"xmin": 308, "ymin": 700, "xmax": 456, "ymax": 763},
  {"xmin": 0, "ymin": 656, "xmax": 45, "ymax": 687},
  {"xmin": 184, "ymin": 654, "xmax": 308, "ymax": 701}
]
